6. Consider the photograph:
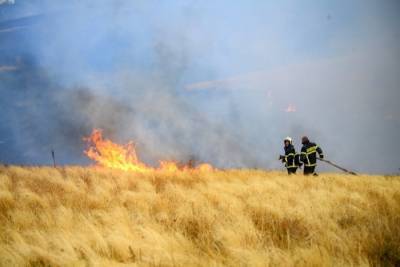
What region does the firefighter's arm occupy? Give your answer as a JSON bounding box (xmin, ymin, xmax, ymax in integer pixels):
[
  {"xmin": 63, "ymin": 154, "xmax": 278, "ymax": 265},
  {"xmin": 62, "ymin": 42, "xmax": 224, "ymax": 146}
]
[
  {"xmin": 296, "ymin": 154, "xmax": 303, "ymax": 168},
  {"xmin": 316, "ymin": 146, "xmax": 324, "ymax": 159},
  {"xmin": 287, "ymin": 148, "xmax": 295, "ymax": 163},
  {"xmin": 300, "ymin": 147, "xmax": 306, "ymax": 162}
]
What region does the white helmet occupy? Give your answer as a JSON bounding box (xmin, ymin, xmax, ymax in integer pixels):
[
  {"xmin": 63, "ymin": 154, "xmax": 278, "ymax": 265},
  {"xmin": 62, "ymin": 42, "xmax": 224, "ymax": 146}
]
[{"xmin": 284, "ymin": 136, "xmax": 293, "ymax": 144}]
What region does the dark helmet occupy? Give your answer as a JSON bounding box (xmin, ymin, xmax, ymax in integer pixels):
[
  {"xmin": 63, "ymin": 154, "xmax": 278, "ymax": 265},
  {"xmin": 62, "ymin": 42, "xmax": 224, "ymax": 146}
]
[{"xmin": 301, "ymin": 136, "xmax": 309, "ymax": 145}]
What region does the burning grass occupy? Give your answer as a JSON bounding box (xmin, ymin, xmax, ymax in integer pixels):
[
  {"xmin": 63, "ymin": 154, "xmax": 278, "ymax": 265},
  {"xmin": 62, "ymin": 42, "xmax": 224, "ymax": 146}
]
[
  {"xmin": 0, "ymin": 166, "xmax": 399, "ymax": 266},
  {"xmin": 83, "ymin": 129, "xmax": 214, "ymax": 172}
]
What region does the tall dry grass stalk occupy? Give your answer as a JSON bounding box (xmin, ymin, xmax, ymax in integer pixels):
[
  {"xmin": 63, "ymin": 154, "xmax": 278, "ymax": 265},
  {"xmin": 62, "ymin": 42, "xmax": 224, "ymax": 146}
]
[{"xmin": 0, "ymin": 166, "xmax": 399, "ymax": 266}]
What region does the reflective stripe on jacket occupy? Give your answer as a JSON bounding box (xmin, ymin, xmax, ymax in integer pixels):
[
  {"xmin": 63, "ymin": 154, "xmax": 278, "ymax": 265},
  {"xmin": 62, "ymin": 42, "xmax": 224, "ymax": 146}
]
[
  {"xmin": 300, "ymin": 142, "xmax": 323, "ymax": 167},
  {"xmin": 284, "ymin": 144, "xmax": 298, "ymax": 169}
]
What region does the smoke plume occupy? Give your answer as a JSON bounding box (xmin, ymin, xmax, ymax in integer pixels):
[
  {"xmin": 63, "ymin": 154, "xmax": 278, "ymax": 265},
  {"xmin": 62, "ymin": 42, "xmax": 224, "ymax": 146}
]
[{"xmin": 0, "ymin": 1, "xmax": 399, "ymax": 173}]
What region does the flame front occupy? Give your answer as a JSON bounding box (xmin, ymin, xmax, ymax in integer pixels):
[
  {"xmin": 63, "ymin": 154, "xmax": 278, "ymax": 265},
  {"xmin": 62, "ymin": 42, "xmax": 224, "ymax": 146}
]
[
  {"xmin": 83, "ymin": 129, "xmax": 214, "ymax": 172},
  {"xmin": 83, "ymin": 129, "xmax": 149, "ymax": 172}
]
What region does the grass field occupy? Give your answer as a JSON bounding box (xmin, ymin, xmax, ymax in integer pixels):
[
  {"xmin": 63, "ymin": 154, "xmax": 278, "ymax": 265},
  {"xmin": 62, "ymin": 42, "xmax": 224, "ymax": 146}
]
[{"xmin": 0, "ymin": 166, "xmax": 399, "ymax": 266}]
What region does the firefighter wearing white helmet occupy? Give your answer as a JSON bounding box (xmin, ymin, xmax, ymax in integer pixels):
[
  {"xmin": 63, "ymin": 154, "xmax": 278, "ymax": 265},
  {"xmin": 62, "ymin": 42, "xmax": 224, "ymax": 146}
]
[
  {"xmin": 279, "ymin": 136, "xmax": 300, "ymax": 174},
  {"xmin": 284, "ymin": 137, "xmax": 292, "ymax": 144}
]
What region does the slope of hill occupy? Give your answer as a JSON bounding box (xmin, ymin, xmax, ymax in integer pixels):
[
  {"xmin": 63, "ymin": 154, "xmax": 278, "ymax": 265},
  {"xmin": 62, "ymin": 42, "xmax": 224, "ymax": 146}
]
[{"xmin": 0, "ymin": 166, "xmax": 399, "ymax": 266}]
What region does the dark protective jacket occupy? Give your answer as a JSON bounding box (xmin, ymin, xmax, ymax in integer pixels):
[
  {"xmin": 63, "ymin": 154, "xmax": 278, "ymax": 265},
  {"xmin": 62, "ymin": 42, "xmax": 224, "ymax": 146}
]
[
  {"xmin": 283, "ymin": 144, "xmax": 298, "ymax": 169},
  {"xmin": 300, "ymin": 141, "xmax": 323, "ymax": 167}
]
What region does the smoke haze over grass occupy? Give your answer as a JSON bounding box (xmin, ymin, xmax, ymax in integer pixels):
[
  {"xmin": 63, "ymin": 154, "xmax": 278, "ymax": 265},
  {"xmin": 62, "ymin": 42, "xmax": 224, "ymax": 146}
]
[{"xmin": 0, "ymin": 1, "xmax": 399, "ymax": 173}]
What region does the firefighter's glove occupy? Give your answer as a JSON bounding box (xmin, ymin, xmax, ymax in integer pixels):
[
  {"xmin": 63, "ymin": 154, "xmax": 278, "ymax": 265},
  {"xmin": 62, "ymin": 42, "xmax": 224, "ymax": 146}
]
[{"xmin": 320, "ymin": 155, "xmax": 324, "ymax": 159}]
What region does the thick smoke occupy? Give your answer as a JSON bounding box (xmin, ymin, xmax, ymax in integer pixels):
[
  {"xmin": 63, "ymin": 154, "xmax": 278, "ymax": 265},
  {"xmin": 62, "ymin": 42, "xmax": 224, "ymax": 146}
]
[{"xmin": 0, "ymin": 1, "xmax": 399, "ymax": 173}]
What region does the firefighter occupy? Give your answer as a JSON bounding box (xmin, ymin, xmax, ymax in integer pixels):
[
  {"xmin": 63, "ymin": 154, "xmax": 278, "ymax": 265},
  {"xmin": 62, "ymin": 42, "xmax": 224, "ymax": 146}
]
[
  {"xmin": 300, "ymin": 136, "xmax": 324, "ymax": 175},
  {"xmin": 279, "ymin": 137, "xmax": 299, "ymax": 174}
]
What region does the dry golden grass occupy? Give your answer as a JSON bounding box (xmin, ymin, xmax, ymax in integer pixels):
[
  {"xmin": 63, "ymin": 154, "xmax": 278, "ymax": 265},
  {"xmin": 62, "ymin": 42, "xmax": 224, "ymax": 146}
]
[{"xmin": 0, "ymin": 166, "xmax": 399, "ymax": 266}]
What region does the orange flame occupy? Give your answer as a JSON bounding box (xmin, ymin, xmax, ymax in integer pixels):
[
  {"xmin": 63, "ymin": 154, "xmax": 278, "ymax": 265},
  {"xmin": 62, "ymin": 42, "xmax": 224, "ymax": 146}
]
[
  {"xmin": 83, "ymin": 129, "xmax": 214, "ymax": 172},
  {"xmin": 285, "ymin": 104, "xmax": 297, "ymax": 113},
  {"xmin": 159, "ymin": 161, "xmax": 179, "ymax": 172}
]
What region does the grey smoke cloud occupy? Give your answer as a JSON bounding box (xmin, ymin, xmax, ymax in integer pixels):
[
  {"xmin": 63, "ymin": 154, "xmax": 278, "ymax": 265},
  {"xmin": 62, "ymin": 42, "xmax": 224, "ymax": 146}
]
[
  {"xmin": 0, "ymin": 0, "xmax": 14, "ymax": 5},
  {"xmin": 0, "ymin": 1, "xmax": 399, "ymax": 173},
  {"xmin": 185, "ymin": 39, "xmax": 400, "ymax": 172}
]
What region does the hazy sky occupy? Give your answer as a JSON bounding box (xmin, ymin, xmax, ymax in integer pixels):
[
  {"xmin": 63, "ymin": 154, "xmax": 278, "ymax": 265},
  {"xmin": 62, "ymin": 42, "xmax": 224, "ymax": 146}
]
[{"xmin": 0, "ymin": 1, "xmax": 399, "ymax": 173}]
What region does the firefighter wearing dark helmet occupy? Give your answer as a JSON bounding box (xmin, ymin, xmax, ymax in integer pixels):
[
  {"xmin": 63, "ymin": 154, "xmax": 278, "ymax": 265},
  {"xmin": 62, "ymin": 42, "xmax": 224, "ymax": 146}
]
[
  {"xmin": 300, "ymin": 136, "xmax": 324, "ymax": 175},
  {"xmin": 279, "ymin": 137, "xmax": 299, "ymax": 174}
]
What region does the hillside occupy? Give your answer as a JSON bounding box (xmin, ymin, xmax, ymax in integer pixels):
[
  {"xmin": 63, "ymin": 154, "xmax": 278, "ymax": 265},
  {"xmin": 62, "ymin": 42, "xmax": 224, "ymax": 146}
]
[{"xmin": 0, "ymin": 166, "xmax": 399, "ymax": 266}]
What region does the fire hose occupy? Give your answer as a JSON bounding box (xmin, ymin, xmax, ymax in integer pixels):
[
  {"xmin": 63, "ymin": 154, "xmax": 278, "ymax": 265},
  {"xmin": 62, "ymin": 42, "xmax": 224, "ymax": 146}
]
[{"xmin": 317, "ymin": 158, "xmax": 357, "ymax": 175}]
